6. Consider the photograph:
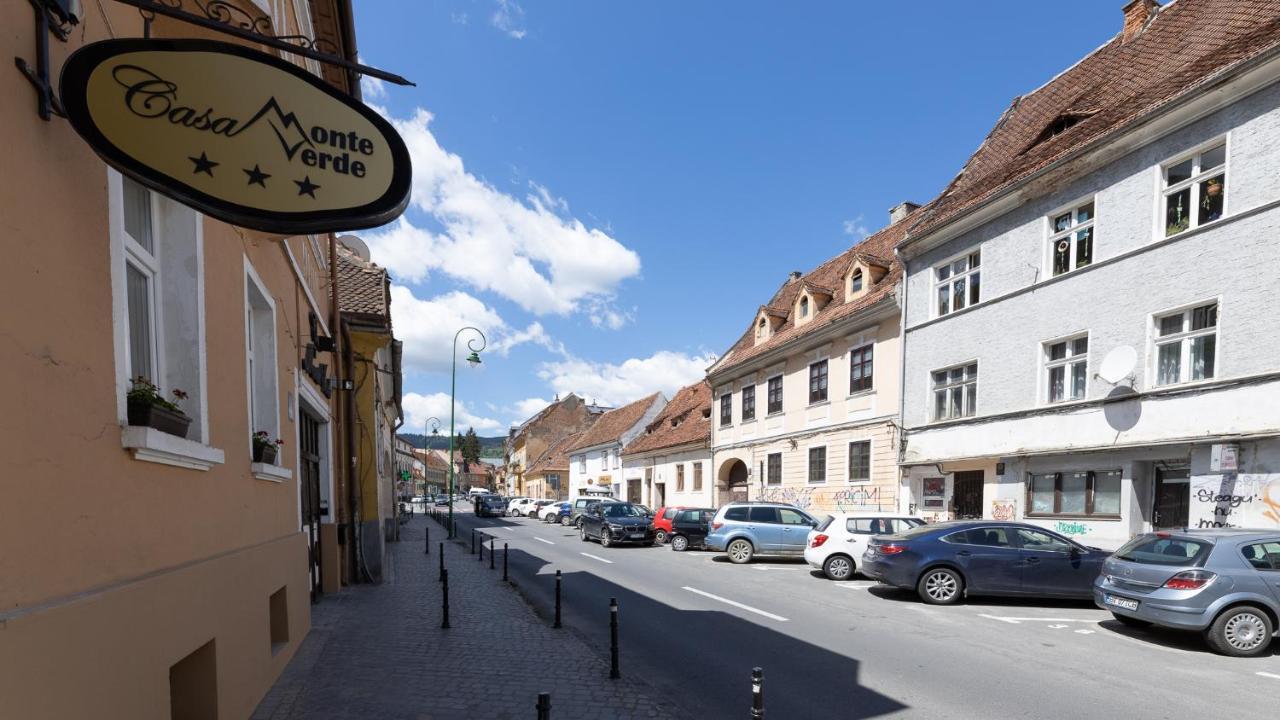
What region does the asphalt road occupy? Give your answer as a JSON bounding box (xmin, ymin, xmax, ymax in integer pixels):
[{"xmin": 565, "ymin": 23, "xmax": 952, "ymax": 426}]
[{"xmin": 438, "ymin": 505, "xmax": 1279, "ymax": 719}]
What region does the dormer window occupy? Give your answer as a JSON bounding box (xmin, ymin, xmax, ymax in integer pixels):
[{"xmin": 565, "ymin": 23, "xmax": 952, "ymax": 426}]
[
  {"xmin": 756, "ymin": 318, "xmax": 766, "ymax": 339},
  {"xmin": 799, "ymin": 296, "xmax": 809, "ymax": 318},
  {"xmin": 850, "ymin": 270, "xmax": 863, "ymax": 294}
]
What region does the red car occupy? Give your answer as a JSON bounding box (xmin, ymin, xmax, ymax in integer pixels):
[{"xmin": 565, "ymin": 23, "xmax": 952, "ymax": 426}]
[{"xmin": 652, "ymin": 506, "xmax": 685, "ymax": 543}]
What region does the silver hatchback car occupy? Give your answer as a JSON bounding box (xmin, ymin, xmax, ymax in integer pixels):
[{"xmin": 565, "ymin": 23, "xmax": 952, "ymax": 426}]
[{"xmin": 1094, "ymin": 529, "xmax": 1280, "ymax": 657}]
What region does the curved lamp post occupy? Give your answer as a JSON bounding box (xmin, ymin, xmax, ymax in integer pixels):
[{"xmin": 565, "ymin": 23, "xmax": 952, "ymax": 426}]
[
  {"xmin": 447, "ymin": 327, "xmax": 485, "ymax": 537},
  {"xmin": 423, "ymin": 416, "xmax": 440, "ymax": 497}
]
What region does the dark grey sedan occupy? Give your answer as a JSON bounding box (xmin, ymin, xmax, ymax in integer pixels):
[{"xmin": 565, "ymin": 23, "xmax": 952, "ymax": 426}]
[{"xmin": 1095, "ymin": 529, "xmax": 1280, "ymax": 657}]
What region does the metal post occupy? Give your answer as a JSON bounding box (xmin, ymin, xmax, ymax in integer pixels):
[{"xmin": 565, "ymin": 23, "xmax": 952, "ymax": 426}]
[
  {"xmin": 438, "ymin": 543, "xmax": 445, "ymax": 581},
  {"xmin": 503, "ymin": 542, "xmax": 509, "ymax": 581},
  {"xmin": 609, "ymin": 597, "xmax": 620, "ymax": 679},
  {"xmin": 424, "ymin": 525, "xmax": 429, "ymax": 555},
  {"xmin": 553, "ymin": 570, "xmax": 562, "ymax": 629},
  {"xmin": 471, "ymin": 529, "xmax": 476, "ymax": 555},
  {"xmin": 536, "ymin": 692, "xmax": 551, "ymax": 720},
  {"xmin": 490, "ymin": 538, "xmax": 495, "ymax": 570},
  {"xmin": 441, "ymin": 569, "xmax": 451, "ymax": 629},
  {"xmin": 479, "ymin": 535, "xmax": 484, "ymax": 562},
  {"xmin": 750, "ymin": 667, "xmax": 764, "ymax": 719}
]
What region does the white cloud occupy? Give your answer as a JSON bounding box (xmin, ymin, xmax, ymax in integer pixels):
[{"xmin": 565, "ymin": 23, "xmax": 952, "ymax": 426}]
[
  {"xmin": 491, "ymin": 0, "xmax": 527, "ymax": 39},
  {"xmin": 360, "ymin": 74, "xmax": 387, "ymax": 101},
  {"xmin": 403, "ymin": 391, "xmax": 503, "ymax": 434},
  {"xmin": 537, "ymin": 350, "xmax": 714, "ymax": 408},
  {"xmin": 365, "ymin": 109, "xmax": 641, "ymax": 317},
  {"xmin": 842, "ymin": 214, "xmax": 870, "ymax": 238},
  {"xmin": 390, "ymin": 285, "xmax": 555, "ymax": 373},
  {"xmin": 508, "ymin": 396, "xmax": 553, "ymax": 426},
  {"xmin": 587, "ymin": 301, "xmax": 633, "ymax": 331}
]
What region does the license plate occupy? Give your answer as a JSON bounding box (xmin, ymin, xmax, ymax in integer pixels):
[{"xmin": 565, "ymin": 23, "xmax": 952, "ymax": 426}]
[
  {"xmin": 1104, "ymin": 594, "xmax": 1139, "ymax": 612},
  {"xmin": 628, "ymin": 533, "xmax": 644, "ymax": 539}
]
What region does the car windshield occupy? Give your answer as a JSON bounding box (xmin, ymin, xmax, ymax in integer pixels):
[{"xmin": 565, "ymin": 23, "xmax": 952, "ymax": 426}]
[
  {"xmin": 1114, "ymin": 535, "xmax": 1212, "ymax": 566},
  {"xmin": 883, "ymin": 523, "xmax": 941, "ymax": 541},
  {"xmin": 603, "ymin": 504, "xmax": 642, "ymax": 518}
]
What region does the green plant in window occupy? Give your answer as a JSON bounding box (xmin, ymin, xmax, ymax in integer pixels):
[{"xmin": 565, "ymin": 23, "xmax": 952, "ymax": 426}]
[{"xmin": 127, "ymin": 376, "xmax": 186, "ymax": 412}]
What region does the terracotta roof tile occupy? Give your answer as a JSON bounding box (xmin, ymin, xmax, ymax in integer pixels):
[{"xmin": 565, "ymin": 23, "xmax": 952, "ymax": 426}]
[
  {"xmin": 565, "ymin": 393, "xmax": 662, "ymax": 452},
  {"xmin": 709, "ymin": 210, "xmax": 919, "ymax": 376},
  {"xmin": 336, "ymin": 247, "xmax": 390, "ymax": 318},
  {"xmin": 526, "ymin": 429, "xmax": 588, "ymax": 475},
  {"xmin": 908, "ymin": 0, "xmax": 1280, "ymax": 240},
  {"xmin": 623, "ymin": 381, "xmax": 712, "ymax": 456}
]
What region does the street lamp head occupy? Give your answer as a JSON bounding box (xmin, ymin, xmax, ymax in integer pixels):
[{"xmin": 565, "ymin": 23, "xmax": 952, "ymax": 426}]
[{"xmin": 466, "ymin": 351, "xmax": 482, "ymax": 368}]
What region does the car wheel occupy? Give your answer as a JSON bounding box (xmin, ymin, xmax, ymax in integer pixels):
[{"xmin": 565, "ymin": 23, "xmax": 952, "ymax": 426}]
[
  {"xmin": 823, "ymin": 554, "xmax": 855, "ymax": 581},
  {"xmin": 1206, "ymin": 606, "xmax": 1274, "ymax": 657},
  {"xmin": 917, "ymin": 567, "xmax": 963, "ymax": 605},
  {"xmin": 579, "ymin": 526, "xmax": 589, "ymax": 542},
  {"xmin": 671, "ymin": 535, "xmax": 689, "ymax": 552},
  {"xmin": 726, "ymin": 539, "xmax": 754, "ymax": 564},
  {"xmin": 561, "ymin": 516, "xmax": 571, "ymax": 526},
  {"xmin": 655, "ymin": 529, "xmax": 668, "ymax": 544},
  {"xmin": 1110, "ymin": 613, "xmax": 1151, "ymax": 628},
  {"xmin": 600, "ymin": 533, "xmax": 613, "ymax": 548}
]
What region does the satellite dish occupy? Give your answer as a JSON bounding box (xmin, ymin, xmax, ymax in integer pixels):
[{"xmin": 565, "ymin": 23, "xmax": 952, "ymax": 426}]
[
  {"xmin": 337, "ymin": 234, "xmax": 371, "ymax": 262},
  {"xmin": 1097, "ymin": 345, "xmax": 1137, "ymax": 385}
]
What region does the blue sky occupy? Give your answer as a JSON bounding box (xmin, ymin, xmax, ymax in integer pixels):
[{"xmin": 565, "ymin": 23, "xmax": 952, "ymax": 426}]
[{"xmin": 350, "ymin": 0, "xmax": 1124, "ymax": 436}]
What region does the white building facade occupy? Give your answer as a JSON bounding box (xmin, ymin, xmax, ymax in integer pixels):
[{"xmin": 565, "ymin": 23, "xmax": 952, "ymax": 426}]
[
  {"xmin": 897, "ymin": 4, "xmax": 1280, "ymax": 549},
  {"xmin": 567, "ymin": 394, "xmax": 665, "ymax": 501}
]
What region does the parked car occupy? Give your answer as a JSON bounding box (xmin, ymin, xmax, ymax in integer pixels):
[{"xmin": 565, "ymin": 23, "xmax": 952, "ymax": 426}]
[
  {"xmin": 570, "ymin": 496, "xmax": 618, "ymax": 526},
  {"xmin": 667, "ymin": 507, "xmax": 716, "ymax": 552},
  {"xmin": 634, "ymin": 504, "xmax": 653, "ymax": 517},
  {"xmin": 1095, "ymin": 529, "xmax": 1280, "ymax": 657},
  {"xmin": 652, "ymin": 506, "xmax": 683, "ymax": 543},
  {"xmin": 579, "ymin": 502, "xmax": 656, "ymax": 547},
  {"xmin": 506, "ymin": 497, "xmax": 534, "ymax": 517},
  {"xmin": 435, "ymin": 496, "xmax": 451, "ymax": 506},
  {"xmin": 540, "ymin": 501, "xmax": 570, "ymax": 523},
  {"xmin": 530, "ymin": 499, "xmax": 555, "ymax": 517},
  {"xmin": 474, "ymin": 493, "xmax": 509, "ymax": 518},
  {"xmin": 704, "ymin": 502, "xmax": 819, "ymax": 564},
  {"xmin": 805, "ymin": 513, "xmax": 926, "ymax": 581},
  {"xmin": 862, "ymin": 521, "xmax": 1108, "ymax": 605}
]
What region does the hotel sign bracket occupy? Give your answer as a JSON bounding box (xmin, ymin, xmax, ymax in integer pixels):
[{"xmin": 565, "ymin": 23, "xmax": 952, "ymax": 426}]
[{"xmin": 16, "ymin": 0, "xmax": 414, "ymax": 121}]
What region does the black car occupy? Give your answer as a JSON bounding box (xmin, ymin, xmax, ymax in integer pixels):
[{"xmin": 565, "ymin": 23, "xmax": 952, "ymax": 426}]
[
  {"xmin": 861, "ymin": 520, "xmax": 1109, "ymax": 604},
  {"xmin": 667, "ymin": 507, "xmax": 715, "ymax": 551},
  {"xmin": 474, "ymin": 493, "xmax": 508, "ymax": 518},
  {"xmin": 579, "ymin": 502, "xmax": 656, "ymax": 547}
]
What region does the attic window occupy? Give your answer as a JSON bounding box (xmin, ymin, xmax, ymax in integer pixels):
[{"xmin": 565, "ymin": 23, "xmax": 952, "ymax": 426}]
[
  {"xmin": 1028, "ymin": 113, "xmax": 1093, "ymax": 150},
  {"xmin": 756, "ymin": 318, "xmax": 767, "ymax": 339},
  {"xmin": 850, "ymin": 270, "xmax": 863, "ymax": 294},
  {"xmin": 799, "ymin": 296, "xmax": 809, "ymax": 318}
]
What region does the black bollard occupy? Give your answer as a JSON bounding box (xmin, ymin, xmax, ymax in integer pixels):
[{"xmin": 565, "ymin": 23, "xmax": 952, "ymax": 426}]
[
  {"xmin": 503, "ymin": 542, "xmax": 509, "ymax": 581},
  {"xmin": 479, "ymin": 536, "xmax": 484, "ymax": 563},
  {"xmin": 750, "ymin": 667, "xmax": 764, "ymax": 719},
  {"xmin": 490, "ymin": 538, "xmax": 495, "ymax": 570},
  {"xmin": 438, "ymin": 542, "xmax": 445, "ymax": 582},
  {"xmin": 536, "ymin": 692, "xmax": 551, "ymax": 720},
  {"xmin": 471, "ymin": 529, "xmax": 476, "ymax": 555},
  {"xmin": 441, "ymin": 569, "xmax": 451, "ymax": 629},
  {"xmin": 553, "ymin": 570, "xmax": 562, "ymax": 629},
  {"xmin": 425, "ymin": 525, "xmax": 429, "ymax": 555},
  {"xmin": 609, "ymin": 597, "xmax": 620, "ymax": 679}
]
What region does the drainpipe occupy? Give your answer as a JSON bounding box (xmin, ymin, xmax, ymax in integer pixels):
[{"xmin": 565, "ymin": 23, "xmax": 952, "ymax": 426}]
[
  {"xmin": 894, "ymin": 246, "xmax": 910, "ymax": 515},
  {"xmin": 328, "ymin": 233, "xmax": 349, "ymax": 582},
  {"xmin": 341, "ymin": 319, "xmax": 365, "ymax": 582}
]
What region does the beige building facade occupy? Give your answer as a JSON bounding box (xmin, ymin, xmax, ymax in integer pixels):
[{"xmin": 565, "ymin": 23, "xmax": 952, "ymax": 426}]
[{"xmin": 0, "ymin": 1, "xmax": 375, "ymax": 717}]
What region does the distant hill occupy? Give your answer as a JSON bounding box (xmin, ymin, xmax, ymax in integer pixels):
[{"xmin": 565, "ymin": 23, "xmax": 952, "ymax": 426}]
[{"xmin": 399, "ymin": 432, "xmax": 505, "ymax": 459}]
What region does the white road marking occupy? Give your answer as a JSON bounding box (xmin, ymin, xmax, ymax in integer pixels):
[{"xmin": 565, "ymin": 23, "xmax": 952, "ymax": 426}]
[
  {"xmin": 681, "ymin": 587, "xmax": 789, "ymax": 622},
  {"xmin": 1048, "ymin": 624, "xmax": 1068, "ymax": 629},
  {"xmin": 978, "ymin": 614, "xmax": 1022, "ymax": 624},
  {"xmin": 979, "ymin": 615, "xmax": 1097, "ymax": 624},
  {"xmin": 534, "ymin": 537, "xmax": 555, "ymax": 545},
  {"xmin": 499, "ymin": 527, "xmax": 516, "ymax": 532},
  {"xmin": 834, "ymin": 583, "xmax": 873, "ymax": 590},
  {"xmin": 1258, "ymin": 672, "xmax": 1280, "ymax": 680},
  {"xmin": 579, "ymin": 552, "xmax": 614, "ymax": 564},
  {"xmin": 1074, "ymin": 629, "xmax": 1095, "ymax": 635}
]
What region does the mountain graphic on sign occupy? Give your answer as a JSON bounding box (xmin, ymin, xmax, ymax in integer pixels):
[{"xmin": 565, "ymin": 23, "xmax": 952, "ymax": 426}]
[{"xmin": 230, "ymin": 96, "xmax": 315, "ymax": 161}]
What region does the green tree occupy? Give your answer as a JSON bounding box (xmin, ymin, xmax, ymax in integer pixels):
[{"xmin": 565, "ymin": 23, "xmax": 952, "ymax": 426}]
[{"xmin": 461, "ymin": 427, "xmax": 482, "ymax": 468}]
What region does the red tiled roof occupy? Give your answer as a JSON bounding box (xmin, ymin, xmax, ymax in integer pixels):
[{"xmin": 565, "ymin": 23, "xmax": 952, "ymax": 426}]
[
  {"xmin": 565, "ymin": 393, "xmax": 662, "ymax": 452},
  {"xmin": 709, "ymin": 210, "xmax": 918, "ymax": 376},
  {"xmin": 336, "ymin": 247, "xmax": 389, "ymax": 318},
  {"xmin": 907, "ymin": 0, "xmax": 1280, "ymax": 241},
  {"xmin": 526, "ymin": 429, "xmax": 588, "ymax": 475},
  {"xmin": 623, "ymin": 381, "xmax": 711, "ymax": 456}
]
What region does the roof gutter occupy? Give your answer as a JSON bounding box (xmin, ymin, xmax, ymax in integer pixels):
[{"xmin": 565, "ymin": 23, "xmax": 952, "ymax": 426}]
[{"xmin": 898, "ymin": 43, "xmax": 1280, "ymax": 258}]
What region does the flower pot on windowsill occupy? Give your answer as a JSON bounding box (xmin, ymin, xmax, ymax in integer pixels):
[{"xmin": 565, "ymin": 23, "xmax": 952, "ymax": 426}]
[
  {"xmin": 127, "ymin": 403, "xmax": 192, "ymax": 439},
  {"xmin": 253, "ymin": 444, "xmax": 279, "ymax": 465}
]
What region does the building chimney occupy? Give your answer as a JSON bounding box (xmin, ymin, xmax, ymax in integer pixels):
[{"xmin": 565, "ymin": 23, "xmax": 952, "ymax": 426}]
[
  {"xmin": 1121, "ymin": 0, "xmax": 1157, "ymax": 43},
  {"xmin": 889, "ymin": 201, "xmax": 921, "ymax": 225},
  {"xmin": 788, "ymin": 271, "xmax": 802, "ymax": 281}
]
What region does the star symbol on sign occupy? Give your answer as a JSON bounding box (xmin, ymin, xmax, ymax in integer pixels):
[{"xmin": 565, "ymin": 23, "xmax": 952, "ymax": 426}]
[
  {"xmin": 188, "ymin": 151, "xmax": 218, "ymax": 177},
  {"xmin": 243, "ymin": 164, "xmax": 271, "ymax": 187},
  {"xmin": 295, "ymin": 175, "xmax": 320, "ymax": 199}
]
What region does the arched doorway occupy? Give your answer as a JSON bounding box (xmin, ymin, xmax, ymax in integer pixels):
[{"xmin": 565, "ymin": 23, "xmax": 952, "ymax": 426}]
[{"xmin": 717, "ymin": 458, "xmax": 749, "ymax": 506}]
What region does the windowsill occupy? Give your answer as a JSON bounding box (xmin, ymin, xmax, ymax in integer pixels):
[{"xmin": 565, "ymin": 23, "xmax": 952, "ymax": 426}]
[
  {"xmin": 766, "ymin": 410, "xmax": 783, "ymax": 418},
  {"xmin": 720, "ymin": 423, "xmax": 733, "ymax": 429},
  {"xmin": 847, "ymin": 389, "xmax": 875, "ymax": 399},
  {"xmin": 122, "ymin": 426, "xmax": 225, "ymax": 471},
  {"xmin": 741, "ymin": 417, "xmax": 757, "ymax": 424},
  {"xmin": 808, "ymin": 400, "xmax": 830, "ymax": 409},
  {"xmin": 1024, "ymin": 514, "xmax": 1122, "ymax": 521},
  {"xmin": 252, "ymin": 462, "xmax": 292, "ymax": 483},
  {"xmin": 847, "ymin": 479, "xmax": 872, "ymax": 485}
]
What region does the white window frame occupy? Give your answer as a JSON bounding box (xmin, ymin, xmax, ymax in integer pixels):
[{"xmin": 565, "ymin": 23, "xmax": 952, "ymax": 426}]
[
  {"xmin": 245, "ymin": 258, "xmax": 280, "ymax": 461},
  {"xmin": 808, "ymin": 358, "xmax": 829, "ymax": 405},
  {"xmin": 930, "ymin": 361, "xmax": 978, "ymax": 422},
  {"xmin": 848, "ymin": 341, "xmax": 875, "ymax": 396},
  {"xmin": 1158, "ymin": 135, "xmax": 1228, "ymax": 239},
  {"xmin": 1045, "ymin": 196, "xmax": 1096, "ymax": 277},
  {"xmin": 1149, "ymin": 298, "xmax": 1221, "ymax": 388},
  {"xmin": 122, "ymin": 179, "xmax": 163, "ymax": 388},
  {"xmin": 847, "ymin": 439, "xmax": 872, "ymax": 484},
  {"xmin": 577, "ymin": 455, "xmax": 586, "ymax": 473},
  {"xmin": 806, "ymin": 444, "xmax": 828, "ymax": 485},
  {"xmin": 932, "ymin": 247, "xmax": 982, "ymax": 318},
  {"xmin": 1042, "ymin": 332, "xmax": 1089, "ymax": 405}
]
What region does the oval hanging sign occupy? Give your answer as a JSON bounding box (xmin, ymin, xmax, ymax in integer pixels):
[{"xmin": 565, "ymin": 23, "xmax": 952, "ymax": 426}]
[{"xmin": 60, "ymin": 38, "xmax": 411, "ymax": 235}]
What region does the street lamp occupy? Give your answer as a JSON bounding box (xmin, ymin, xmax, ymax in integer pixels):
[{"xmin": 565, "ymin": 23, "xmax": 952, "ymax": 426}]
[
  {"xmin": 424, "ymin": 416, "xmax": 440, "ymax": 498},
  {"xmin": 447, "ymin": 327, "xmax": 486, "ymax": 537}
]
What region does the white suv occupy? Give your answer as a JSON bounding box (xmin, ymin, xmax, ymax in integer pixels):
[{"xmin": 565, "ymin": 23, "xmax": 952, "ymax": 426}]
[
  {"xmin": 804, "ymin": 513, "xmax": 925, "ymax": 580},
  {"xmin": 506, "ymin": 497, "xmax": 534, "ymax": 516}
]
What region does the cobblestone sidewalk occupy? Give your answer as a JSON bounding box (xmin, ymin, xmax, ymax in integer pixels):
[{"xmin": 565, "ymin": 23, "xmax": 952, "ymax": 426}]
[{"xmin": 252, "ymin": 516, "xmax": 680, "ymax": 720}]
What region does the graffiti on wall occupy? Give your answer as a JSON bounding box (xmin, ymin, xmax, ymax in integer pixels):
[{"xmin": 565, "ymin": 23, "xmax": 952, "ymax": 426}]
[
  {"xmin": 1190, "ymin": 474, "xmax": 1280, "ymax": 529},
  {"xmin": 1054, "ymin": 520, "xmax": 1090, "ymax": 537},
  {"xmin": 757, "ymin": 485, "xmax": 895, "ymax": 513},
  {"xmin": 990, "ymin": 499, "xmax": 1016, "ymax": 521}
]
